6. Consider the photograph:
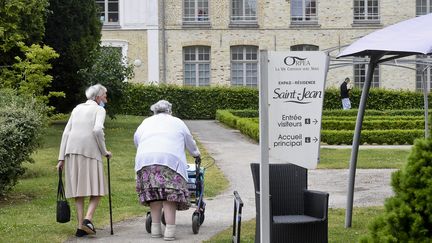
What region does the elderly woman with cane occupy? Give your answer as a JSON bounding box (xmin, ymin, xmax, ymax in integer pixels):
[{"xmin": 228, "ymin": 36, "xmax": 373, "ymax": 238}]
[
  {"xmin": 134, "ymin": 100, "xmax": 200, "ymax": 241},
  {"xmin": 56, "ymin": 84, "xmax": 112, "ymax": 237}
]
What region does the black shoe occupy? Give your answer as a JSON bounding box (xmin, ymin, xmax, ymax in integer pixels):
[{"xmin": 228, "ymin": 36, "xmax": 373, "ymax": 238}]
[
  {"xmin": 75, "ymin": 229, "xmax": 88, "ymax": 237},
  {"xmin": 82, "ymin": 219, "xmax": 96, "ymax": 234}
]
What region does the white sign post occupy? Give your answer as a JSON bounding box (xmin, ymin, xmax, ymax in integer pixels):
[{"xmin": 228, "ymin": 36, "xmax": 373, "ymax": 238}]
[
  {"xmin": 259, "ymin": 51, "xmax": 328, "ymax": 243},
  {"xmin": 267, "ymin": 51, "xmax": 328, "ymax": 168}
]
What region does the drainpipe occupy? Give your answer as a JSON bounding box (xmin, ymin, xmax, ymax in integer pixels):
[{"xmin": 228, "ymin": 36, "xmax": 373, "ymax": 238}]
[{"xmin": 161, "ymin": 0, "xmax": 167, "ymax": 83}]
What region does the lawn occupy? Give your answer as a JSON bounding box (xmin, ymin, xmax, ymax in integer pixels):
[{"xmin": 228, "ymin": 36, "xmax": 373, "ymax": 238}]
[
  {"xmin": 205, "ymin": 207, "xmax": 385, "ymax": 243},
  {"xmin": 0, "ymin": 115, "xmax": 229, "ymax": 242},
  {"xmin": 319, "ymin": 148, "xmax": 410, "ymax": 169}
]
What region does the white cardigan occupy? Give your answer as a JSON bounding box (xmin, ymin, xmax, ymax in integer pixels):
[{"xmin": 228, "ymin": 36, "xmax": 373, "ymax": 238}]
[
  {"xmin": 134, "ymin": 113, "xmax": 200, "ymax": 180},
  {"xmin": 58, "ymin": 100, "xmax": 109, "ymax": 161}
]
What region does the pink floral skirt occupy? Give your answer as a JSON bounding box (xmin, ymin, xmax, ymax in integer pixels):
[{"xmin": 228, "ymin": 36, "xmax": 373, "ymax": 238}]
[{"xmin": 136, "ymin": 165, "xmax": 191, "ymax": 210}]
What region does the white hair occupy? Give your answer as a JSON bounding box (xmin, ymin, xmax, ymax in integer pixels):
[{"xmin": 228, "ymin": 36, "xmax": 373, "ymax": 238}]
[
  {"xmin": 150, "ymin": 100, "xmax": 172, "ymax": 114},
  {"xmin": 85, "ymin": 84, "xmax": 107, "ymax": 100}
]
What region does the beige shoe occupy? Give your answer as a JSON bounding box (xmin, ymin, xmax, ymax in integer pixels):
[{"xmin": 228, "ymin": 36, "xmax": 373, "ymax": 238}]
[
  {"xmin": 151, "ymin": 223, "xmax": 162, "ymax": 238},
  {"xmin": 164, "ymin": 224, "xmax": 176, "ymax": 241}
]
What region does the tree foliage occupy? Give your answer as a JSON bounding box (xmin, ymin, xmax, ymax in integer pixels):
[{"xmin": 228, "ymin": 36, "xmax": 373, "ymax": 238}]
[
  {"xmin": 78, "ymin": 47, "xmax": 134, "ymax": 118},
  {"xmin": 0, "ymin": 0, "xmax": 59, "ymax": 196},
  {"xmin": 0, "ymin": 0, "xmax": 49, "ymax": 65},
  {"xmin": 44, "ymin": 0, "xmax": 102, "ymax": 112},
  {"xmin": 1, "ymin": 43, "xmax": 60, "ymax": 105},
  {"xmin": 360, "ymin": 138, "xmax": 432, "ymax": 242},
  {"xmin": 0, "ymin": 0, "xmax": 61, "ymax": 108}
]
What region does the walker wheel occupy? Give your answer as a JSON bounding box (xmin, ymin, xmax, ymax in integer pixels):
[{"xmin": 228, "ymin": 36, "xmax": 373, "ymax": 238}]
[
  {"xmin": 200, "ymin": 213, "xmax": 205, "ymax": 224},
  {"xmin": 192, "ymin": 215, "xmax": 200, "ymax": 234},
  {"xmin": 145, "ymin": 212, "xmax": 152, "ymax": 233}
]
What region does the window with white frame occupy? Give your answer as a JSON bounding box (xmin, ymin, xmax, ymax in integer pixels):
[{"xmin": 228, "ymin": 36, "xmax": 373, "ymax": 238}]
[
  {"xmin": 100, "ymin": 40, "xmax": 130, "ymax": 81},
  {"xmin": 290, "ymin": 44, "xmax": 319, "ymax": 51},
  {"xmin": 353, "ymin": 59, "xmax": 380, "ymax": 88},
  {"xmin": 353, "ymin": 0, "xmax": 380, "ymax": 23},
  {"xmin": 416, "ymin": 56, "xmax": 432, "ymax": 91},
  {"xmin": 291, "ymin": 0, "xmax": 318, "ymax": 23},
  {"xmin": 184, "ymin": 46, "xmax": 210, "ymax": 86},
  {"xmin": 101, "ymin": 40, "xmax": 128, "ymax": 65},
  {"xmin": 96, "ymin": 0, "xmax": 119, "ymax": 24},
  {"xmin": 183, "ymin": 0, "xmax": 209, "ymax": 22},
  {"xmin": 231, "ymin": 46, "xmax": 258, "ymax": 87},
  {"xmin": 416, "ymin": 0, "xmax": 432, "ymax": 16},
  {"xmin": 231, "ymin": 0, "xmax": 257, "ymax": 22}
]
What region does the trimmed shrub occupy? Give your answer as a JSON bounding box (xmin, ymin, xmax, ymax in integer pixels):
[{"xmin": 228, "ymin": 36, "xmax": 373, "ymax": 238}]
[
  {"xmin": 216, "ymin": 109, "xmax": 425, "ymax": 145},
  {"xmin": 322, "ymin": 119, "xmax": 424, "ymax": 130},
  {"xmin": 322, "ymin": 109, "xmax": 432, "ymax": 117},
  {"xmin": 120, "ymin": 84, "xmax": 259, "ymax": 119},
  {"xmin": 324, "ymin": 88, "xmax": 427, "ymax": 110},
  {"xmin": 324, "ymin": 115, "xmax": 424, "ymax": 121},
  {"xmin": 0, "ymin": 89, "xmax": 46, "ymax": 196},
  {"xmin": 215, "ymin": 110, "xmax": 239, "ymax": 128},
  {"xmin": 360, "ymin": 138, "xmax": 432, "ymax": 242},
  {"xmin": 230, "ymin": 109, "xmax": 259, "ymax": 118},
  {"xmin": 117, "ymin": 84, "xmax": 432, "ymax": 119},
  {"xmin": 321, "ymin": 130, "xmax": 423, "ymax": 145},
  {"xmin": 236, "ymin": 118, "xmax": 259, "ymax": 142}
]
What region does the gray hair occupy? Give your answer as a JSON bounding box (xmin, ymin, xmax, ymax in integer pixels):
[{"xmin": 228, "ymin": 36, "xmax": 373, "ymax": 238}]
[
  {"xmin": 150, "ymin": 100, "xmax": 172, "ymax": 114},
  {"xmin": 85, "ymin": 84, "xmax": 107, "ymax": 100}
]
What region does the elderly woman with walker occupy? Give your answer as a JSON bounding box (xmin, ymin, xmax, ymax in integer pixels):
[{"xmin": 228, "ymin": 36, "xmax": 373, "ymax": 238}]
[
  {"xmin": 134, "ymin": 100, "xmax": 201, "ymax": 241},
  {"xmin": 56, "ymin": 84, "xmax": 112, "ymax": 237}
]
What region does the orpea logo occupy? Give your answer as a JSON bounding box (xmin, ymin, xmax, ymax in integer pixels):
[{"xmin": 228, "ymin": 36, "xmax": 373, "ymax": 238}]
[{"xmin": 283, "ymin": 56, "xmax": 311, "ymax": 66}]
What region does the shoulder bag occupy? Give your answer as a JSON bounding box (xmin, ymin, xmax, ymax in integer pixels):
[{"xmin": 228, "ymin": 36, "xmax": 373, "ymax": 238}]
[{"xmin": 56, "ymin": 168, "xmax": 71, "ymax": 223}]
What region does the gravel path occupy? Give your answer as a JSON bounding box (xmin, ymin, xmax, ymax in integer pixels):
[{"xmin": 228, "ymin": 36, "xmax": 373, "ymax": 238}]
[{"xmin": 66, "ymin": 120, "xmax": 400, "ymax": 242}]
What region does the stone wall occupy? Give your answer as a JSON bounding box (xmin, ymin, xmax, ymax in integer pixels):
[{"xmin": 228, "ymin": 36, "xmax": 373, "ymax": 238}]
[
  {"xmin": 104, "ymin": 0, "xmax": 420, "ymax": 90},
  {"xmin": 162, "ymin": 0, "xmax": 418, "ymax": 89},
  {"xmin": 101, "ymin": 30, "xmax": 148, "ymax": 83}
]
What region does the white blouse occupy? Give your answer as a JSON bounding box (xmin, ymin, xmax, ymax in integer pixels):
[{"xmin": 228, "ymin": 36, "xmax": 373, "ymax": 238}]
[{"xmin": 133, "ymin": 113, "xmax": 200, "ymax": 180}]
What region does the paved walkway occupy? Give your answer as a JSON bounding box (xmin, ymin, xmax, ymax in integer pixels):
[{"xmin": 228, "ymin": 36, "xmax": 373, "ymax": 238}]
[{"xmin": 67, "ymin": 120, "xmax": 406, "ymax": 242}]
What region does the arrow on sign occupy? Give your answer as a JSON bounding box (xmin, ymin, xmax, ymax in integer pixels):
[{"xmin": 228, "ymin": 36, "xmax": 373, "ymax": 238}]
[
  {"xmin": 313, "ymin": 137, "xmax": 318, "ymax": 143},
  {"xmin": 313, "ymin": 119, "xmax": 318, "ymax": 125}
]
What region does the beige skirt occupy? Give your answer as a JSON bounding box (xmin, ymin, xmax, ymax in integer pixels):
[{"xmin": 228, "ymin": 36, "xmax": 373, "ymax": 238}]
[{"xmin": 64, "ymin": 154, "xmax": 107, "ymax": 198}]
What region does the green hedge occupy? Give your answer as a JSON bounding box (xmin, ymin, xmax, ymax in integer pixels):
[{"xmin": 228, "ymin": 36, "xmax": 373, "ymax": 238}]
[
  {"xmin": 0, "ymin": 89, "xmax": 46, "ymax": 196},
  {"xmin": 322, "ymin": 108, "xmax": 431, "ymax": 117},
  {"xmin": 321, "ymin": 130, "xmax": 424, "ymax": 145},
  {"xmin": 119, "ymin": 84, "xmax": 259, "ymax": 119},
  {"xmin": 324, "ymin": 115, "xmax": 425, "ymax": 121},
  {"xmin": 215, "ymin": 110, "xmax": 239, "ymax": 128},
  {"xmin": 215, "ymin": 109, "xmax": 426, "ymax": 145},
  {"xmin": 113, "ymin": 84, "xmax": 432, "ymax": 119},
  {"xmin": 322, "ymin": 119, "xmax": 425, "ymax": 130},
  {"xmin": 215, "ymin": 110, "xmax": 259, "ymax": 141},
  {"xmin": 219, "ymin": 109, "xmax": 428, "ymax": 130},
  {"xmin": 324, "ymin": 88, "xmax": 428, "ymax": 110},
  {"xmin": 236, "ymin": 118, "xmax": 259, "ymax": 142},
  {"xmin": 230, "ymin": 109, "xmax": 259, "ymax": 118}
]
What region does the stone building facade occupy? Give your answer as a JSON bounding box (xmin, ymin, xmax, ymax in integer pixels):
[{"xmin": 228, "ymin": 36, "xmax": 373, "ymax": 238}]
[{"xmin": 99, "ymin": 0, "xmax": 429, "ymax": 91}]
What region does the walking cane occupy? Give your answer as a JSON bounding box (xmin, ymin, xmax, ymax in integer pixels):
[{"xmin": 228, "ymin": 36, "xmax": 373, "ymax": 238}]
[{"xmin": 107, "ymin": 156, "xmax": 114, "ymax": 235}]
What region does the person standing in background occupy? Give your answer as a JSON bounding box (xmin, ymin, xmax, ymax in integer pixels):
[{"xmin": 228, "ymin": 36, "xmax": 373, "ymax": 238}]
[{"xmin": 340, "ymin": 77, "xmax": 352, "ymax": 110}]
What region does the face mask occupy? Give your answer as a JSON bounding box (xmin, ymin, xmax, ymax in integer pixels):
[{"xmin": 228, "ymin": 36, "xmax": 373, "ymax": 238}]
[{"xmin": 99, "ymin": 101, "xmax": 105, "ymax": 108}]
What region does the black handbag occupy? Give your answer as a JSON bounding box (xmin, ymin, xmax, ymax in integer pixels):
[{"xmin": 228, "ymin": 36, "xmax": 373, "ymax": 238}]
[{"xmin": 56, "ymin": 169, "xmax": 71, "ymax": 223}]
